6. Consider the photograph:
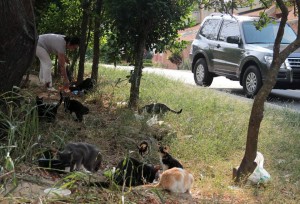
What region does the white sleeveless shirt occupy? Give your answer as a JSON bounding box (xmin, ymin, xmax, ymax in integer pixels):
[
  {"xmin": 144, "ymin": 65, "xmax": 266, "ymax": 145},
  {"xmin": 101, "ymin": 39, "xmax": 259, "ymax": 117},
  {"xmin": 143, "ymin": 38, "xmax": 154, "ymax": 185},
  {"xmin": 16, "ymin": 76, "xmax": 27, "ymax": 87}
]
[{"xmin": 37, "ymin": 34, "xmax": 66, "ymax": 54}]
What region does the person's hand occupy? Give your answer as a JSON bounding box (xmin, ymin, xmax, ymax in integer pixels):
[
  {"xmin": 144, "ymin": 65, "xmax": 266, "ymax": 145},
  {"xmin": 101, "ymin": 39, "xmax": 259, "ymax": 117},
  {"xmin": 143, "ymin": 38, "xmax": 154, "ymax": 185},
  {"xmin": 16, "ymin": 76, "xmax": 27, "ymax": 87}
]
[{"xmin": 63, "ymin": 79, "xmax": 70, "ymax": 91}]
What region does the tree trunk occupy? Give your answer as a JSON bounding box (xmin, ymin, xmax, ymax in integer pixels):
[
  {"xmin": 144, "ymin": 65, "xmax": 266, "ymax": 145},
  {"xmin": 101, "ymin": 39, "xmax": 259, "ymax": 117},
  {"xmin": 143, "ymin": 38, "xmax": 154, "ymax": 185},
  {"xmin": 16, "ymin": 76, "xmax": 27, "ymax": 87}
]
[
  {"xmin": 0, "ymin": 0, "xmax": 37, "ymax": 93},
  {"xmin": 234, "ymin": 0, "xmax": 299, "ymax": 182},
  {"xmin": 77, "ymin": 0, "xmax": 90, "ymax": 83},
  {"xmin": 129, "ymin": 38, "xmax": 146, "ymax": 109},
  {"xmin": 91, "ymin": 0, "xmax": 103, "ymax": 82}
]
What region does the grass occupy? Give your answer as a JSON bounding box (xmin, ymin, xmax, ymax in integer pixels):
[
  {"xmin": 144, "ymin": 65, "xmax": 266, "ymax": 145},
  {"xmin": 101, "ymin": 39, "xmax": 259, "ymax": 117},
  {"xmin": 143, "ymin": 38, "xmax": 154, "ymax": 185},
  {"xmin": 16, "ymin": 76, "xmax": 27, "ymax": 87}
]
[
  {"xmin": 1, "ymin": 65, "xmax": 300, "ymax": 203},
  {"xmin": 98, "ymin": 66, "xmax": 300, "ymax": 203}
]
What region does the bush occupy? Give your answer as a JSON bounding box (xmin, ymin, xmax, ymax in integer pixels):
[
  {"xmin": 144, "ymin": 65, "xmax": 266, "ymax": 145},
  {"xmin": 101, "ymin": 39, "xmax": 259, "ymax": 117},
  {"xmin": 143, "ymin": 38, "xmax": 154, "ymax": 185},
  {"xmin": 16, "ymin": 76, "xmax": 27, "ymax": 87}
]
[{"xmin": 178, "ymin": 59, "xmax": 191, "ymax": 70}]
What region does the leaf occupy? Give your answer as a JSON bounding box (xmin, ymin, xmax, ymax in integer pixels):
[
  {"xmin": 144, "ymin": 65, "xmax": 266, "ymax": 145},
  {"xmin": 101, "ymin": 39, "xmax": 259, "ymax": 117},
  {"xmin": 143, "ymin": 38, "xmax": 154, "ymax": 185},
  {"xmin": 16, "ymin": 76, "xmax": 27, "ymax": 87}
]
[{"xmin": 5, "ymin": 153, "xmax": 14, "ymax": 171}]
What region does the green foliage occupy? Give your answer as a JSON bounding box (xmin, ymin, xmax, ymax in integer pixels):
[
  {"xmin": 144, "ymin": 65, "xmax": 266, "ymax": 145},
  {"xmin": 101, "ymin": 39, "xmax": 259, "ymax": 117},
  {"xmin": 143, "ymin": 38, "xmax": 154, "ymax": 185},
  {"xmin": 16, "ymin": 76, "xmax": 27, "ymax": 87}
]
[
  {"xmin": 0, "ymin": 89, "xmax": 39, "ymax": 196},
  {"xmin": 0, "ymin": 90, "xmax": 39, "ymax": 164},
  {"xmin": 100, "ymin": 33, "xmax": 122, "ymax": 65},
  {"xmin": 198, "ymin": 0, "xmax": 255, "ymax": 13},
  {"xmin": 254, "ymin": 12, "xmax": 275, "ymax": 30},
  {"xmin": 104, "ymin": 0, "xmax": 194, "ymax": 61},
  {"xmin": 167, "ymin": 40, "xmax": 188, "ymax": 67},
  {"xmin": 37, "ymin": 0, "xmax": 82, "ymax": 35}
]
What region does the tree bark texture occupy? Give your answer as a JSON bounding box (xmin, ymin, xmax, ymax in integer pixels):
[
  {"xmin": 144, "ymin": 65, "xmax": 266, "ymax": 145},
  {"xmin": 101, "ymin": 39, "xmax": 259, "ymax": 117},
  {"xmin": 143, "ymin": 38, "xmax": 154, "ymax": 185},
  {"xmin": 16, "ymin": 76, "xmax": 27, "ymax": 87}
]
[
  {"xmin": 77, "ymin": 2, "xmax": 90, "ymax": 83},
  {"xmin": 91, "ymin": 0, "xmax": 103, "ymax": 82},
  {"xmin": 0, "ymin": 0, "xmax": 37, "ymax": 93},
  {"xmin": 129, "ymin": 37, "xmax": 146, "ymax": 109},
  {"xmin": 235, "ymin": 0, "xmax": 300, "ymax": 182}
]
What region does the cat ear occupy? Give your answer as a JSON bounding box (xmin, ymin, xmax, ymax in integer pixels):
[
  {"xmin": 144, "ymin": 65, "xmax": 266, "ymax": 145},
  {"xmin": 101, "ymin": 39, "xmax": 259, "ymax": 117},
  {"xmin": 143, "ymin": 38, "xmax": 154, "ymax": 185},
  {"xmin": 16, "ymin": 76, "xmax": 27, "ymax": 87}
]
[{"xmin": 163, "ymin": 146, "xmax": 170, "ymax": 153}]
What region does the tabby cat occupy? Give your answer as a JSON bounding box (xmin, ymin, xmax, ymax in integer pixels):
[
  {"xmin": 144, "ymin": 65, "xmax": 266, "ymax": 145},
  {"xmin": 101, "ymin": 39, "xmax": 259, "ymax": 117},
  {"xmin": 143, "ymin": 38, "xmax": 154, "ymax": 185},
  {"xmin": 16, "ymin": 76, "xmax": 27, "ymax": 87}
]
[
  {"xmin": 140, "ymin": 103, "xmax": 182, "ymax": 115},
  {"xmin": 57, "ymin": 142, "xmax": 102, "ymax": 172},
  {"xmin": 63, "ymin": 96, "xmax": 89, "ymax": 122},
  {"xmin": 137, "ymin": 141, "xmax": 150, "ymax": 157},
  {"xmin": 159, "ymin": 145, "xmax": 183, "ymax": 171},
  {"xmin": 35, "ymin": 92, "xmax": 63, "ymax": 122}
]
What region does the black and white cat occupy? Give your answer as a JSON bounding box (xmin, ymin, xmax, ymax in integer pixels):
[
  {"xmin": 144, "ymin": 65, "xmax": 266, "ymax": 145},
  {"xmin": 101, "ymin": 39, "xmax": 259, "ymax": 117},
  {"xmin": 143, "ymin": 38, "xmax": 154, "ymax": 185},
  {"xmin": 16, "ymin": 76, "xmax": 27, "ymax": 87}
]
[
  {"xmin": 113, "ymin": 157, "xmax": 160, "ymax": 187},
  {"xmin": 139, "ymin": 103, "xmax": 182, "ymax": 115},
  {"xmin": 63, "ymin": 96, "xmax": 89, "ymax": 122},
  {"xmin": 35, "ymin": 92, "xmax": 63, "ymax": 122},
  {"xmin": 158, "ymin": 145, "xmax": 183, "ymax": 171},
  {"xmin": 57, "ymin": 142, "xmax": 102, "ymax": 172},
  {"xmin": 69, "ymin": 78, "xmax": 94, "ymax": 93}
]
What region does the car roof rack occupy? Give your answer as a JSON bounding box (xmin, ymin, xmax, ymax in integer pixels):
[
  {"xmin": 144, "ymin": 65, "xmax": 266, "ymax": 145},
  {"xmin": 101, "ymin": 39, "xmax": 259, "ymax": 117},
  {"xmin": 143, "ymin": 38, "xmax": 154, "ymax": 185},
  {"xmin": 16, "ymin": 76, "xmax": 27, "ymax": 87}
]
[{"xmin": 209, "ymin": 12, "xmax": 224, "ymax": 17}]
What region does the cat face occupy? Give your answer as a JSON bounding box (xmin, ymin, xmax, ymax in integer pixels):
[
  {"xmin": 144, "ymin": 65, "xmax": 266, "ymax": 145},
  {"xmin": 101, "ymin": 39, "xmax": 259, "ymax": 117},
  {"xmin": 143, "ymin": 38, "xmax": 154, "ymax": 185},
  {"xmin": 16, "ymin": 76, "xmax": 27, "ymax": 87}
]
[
  {"xmin": 57, "ymin": 150, "xmax": 72, "ymax": 166},
  {"xmin": 36, "ymin": 96, "xmax": 43, "ymax": 105},
  {"xmin": 137, "ymin": 141, "xmax": 149, "ymax": 157},
  {"xmin": 158, "ymin": 145, "xmax": 169, "ymax": 156}
]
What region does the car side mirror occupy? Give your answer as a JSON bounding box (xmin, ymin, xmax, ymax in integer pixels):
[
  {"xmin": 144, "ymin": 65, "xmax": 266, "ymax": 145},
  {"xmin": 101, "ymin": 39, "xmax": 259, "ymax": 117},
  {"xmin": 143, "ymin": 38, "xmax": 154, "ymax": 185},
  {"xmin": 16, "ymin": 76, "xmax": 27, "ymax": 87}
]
[{"xmin": 227, "ymin": 36, "xmax": 241, "ymax": 44}]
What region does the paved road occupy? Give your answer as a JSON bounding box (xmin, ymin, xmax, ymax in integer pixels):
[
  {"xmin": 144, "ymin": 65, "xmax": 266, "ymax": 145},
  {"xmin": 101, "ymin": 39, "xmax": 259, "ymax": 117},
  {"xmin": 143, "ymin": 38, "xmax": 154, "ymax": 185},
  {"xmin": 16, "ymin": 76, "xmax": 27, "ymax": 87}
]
[{"xmin": 103, "ymin": 64, "xmax": 300, "ymax": 112}]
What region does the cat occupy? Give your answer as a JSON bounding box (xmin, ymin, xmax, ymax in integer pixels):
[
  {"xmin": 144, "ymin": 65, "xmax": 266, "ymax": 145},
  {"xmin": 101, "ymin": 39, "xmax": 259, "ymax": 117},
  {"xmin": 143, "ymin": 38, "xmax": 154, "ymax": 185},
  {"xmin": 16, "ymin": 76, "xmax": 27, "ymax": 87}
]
[
  {"xmin": 137, "ymin": 141, "xmax": 150, "ymax": 157},
  {"xmin": 57, "ymin": 142, "xmax": 102, "ymax": 172},
  {"xmin": 139, "ymin": 103, "xmax": 182, "ymax": 115},
  {"xmin": 145, "ymin": 167, "xmax": 194, "ymax": 194},
  {"xmin": 113, "ymin": 157, "xmax": 160, "ymax": 187},
  {"xmin": 35, "ymin": 92, "xmax": 63, "ymax": 122},
  {"xmin": 63, "ymin": 96, "xmax": 89, "ymax": 122},
  {"xmin": 69, "ymin": 78, "xmax": 94, "ymax": 93},
  {"xmin": 159, "ymin": 145, "xmax": 183, "ymax": 171}
]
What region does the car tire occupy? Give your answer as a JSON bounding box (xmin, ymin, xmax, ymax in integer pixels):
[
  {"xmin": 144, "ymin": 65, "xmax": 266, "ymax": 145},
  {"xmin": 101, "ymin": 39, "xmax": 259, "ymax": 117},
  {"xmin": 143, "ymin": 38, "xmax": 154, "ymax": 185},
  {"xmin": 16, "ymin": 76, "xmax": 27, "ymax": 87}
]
[
  {"xmin": 193, "ymin": 58, "xmax": 213, "ymax": 86},
  {"xmin": 242, "ymin": 65, "xmax": 262, "ymax": 98}
]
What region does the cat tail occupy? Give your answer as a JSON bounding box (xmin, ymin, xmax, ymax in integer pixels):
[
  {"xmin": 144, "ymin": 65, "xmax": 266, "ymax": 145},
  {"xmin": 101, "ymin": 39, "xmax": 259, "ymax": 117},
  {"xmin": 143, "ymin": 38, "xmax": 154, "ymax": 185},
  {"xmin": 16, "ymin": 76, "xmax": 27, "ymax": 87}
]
[
  {"xmin": 170, "ymin": 108, "xmax": 182, "ymax": 114},
  {"xmin": 141, "ymin": 182, "xmax": 160, "ymax": 190}
]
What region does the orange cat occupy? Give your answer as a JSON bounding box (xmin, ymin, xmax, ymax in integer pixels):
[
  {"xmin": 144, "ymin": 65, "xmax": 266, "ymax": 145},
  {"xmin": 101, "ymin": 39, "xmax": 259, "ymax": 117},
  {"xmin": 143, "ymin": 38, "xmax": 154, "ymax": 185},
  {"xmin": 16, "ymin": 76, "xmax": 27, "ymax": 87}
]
[{"xmin": 145, "ymin": 167, "xmax": 194, "ymax": 194}]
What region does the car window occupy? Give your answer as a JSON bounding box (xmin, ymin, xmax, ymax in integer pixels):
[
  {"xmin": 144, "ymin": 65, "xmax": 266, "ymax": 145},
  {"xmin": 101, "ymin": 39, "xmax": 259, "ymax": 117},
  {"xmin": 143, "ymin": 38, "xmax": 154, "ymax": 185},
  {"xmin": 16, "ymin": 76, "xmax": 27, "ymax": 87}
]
[
  {"xmin": 242, "ymin": 21, "xmax": 297, "ymax": 44},
  {"xmin": 199, "ymin": 19, "xmax": 221, "ymax": 40},
  {"xmin": 218, "ymin": 20, "xmax": 240, "ymax": 42}
]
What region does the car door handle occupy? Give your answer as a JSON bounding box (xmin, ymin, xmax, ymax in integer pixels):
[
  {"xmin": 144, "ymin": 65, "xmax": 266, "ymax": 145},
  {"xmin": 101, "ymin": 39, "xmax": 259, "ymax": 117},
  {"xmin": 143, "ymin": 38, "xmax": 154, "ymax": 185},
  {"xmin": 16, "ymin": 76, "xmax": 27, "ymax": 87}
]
[{"xmin": 216, "ymin": 44, "xmax": 221, "ymax": 48}]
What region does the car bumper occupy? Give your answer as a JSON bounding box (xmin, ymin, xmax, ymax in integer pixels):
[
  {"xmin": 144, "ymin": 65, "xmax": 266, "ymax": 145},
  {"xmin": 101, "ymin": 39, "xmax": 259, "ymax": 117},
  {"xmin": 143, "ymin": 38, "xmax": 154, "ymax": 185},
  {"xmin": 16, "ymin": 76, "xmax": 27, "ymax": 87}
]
[{"xmin": 274, "ymin": 68, "xmax": 300, "ymax": 89}]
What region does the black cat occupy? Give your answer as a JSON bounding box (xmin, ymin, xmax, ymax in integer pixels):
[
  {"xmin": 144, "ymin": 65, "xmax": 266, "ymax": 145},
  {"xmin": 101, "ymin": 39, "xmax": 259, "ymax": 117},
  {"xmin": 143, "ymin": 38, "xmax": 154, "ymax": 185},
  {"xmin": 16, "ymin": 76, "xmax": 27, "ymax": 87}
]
[
  {"xmin": 69, "ymin": 78, "xmax": 94, "ymax": 93},
  {"xmin": 140, "ymin": 103, "xmax": 182, "ymax": 115},
  {"xmin": 63, "ymin": 96, "xmax": 89, "ymax": 122},
  {"xmin": 113, "ymin": 157, "xmax": 159, "ymax": 187},
  {"xmin": 158, "ymin": 146, "xmax": 183, "ymax": 171},
  {"xmin": 57, "ymin": 142, "xmax": 102, "ymax": 172},
  {"xmin": 35, "ymin": 93, "xmax": 63, "ymax": 122}
]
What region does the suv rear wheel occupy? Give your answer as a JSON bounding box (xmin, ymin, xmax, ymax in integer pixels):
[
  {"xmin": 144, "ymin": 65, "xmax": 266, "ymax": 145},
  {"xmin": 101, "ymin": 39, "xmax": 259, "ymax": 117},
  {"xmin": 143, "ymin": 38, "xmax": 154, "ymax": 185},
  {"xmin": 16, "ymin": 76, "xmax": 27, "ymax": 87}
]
[
  {"xmin": 242, "ymin": 65, "xmax": 262, "ymax": 98},
  {"xmin": 194, "ymin": 58, "xmax": 213, "ymax": 86}
]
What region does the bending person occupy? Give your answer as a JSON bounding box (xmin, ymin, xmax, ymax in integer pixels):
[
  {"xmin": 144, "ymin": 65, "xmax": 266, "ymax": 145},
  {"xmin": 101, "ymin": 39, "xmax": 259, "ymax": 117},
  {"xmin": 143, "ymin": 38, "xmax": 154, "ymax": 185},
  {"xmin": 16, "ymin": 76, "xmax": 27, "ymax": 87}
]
[{"xmin": 36, "ymin": 34, "xmax": 80, "ymax": 91}]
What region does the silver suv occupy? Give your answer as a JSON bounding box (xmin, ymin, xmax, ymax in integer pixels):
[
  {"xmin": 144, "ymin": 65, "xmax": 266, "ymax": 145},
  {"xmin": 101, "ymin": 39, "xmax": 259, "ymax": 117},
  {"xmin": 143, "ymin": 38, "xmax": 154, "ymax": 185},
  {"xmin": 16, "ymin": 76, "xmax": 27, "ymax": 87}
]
[{"xmin": 190, "ymin": 13, "xmax": 300, "ymax": 97}]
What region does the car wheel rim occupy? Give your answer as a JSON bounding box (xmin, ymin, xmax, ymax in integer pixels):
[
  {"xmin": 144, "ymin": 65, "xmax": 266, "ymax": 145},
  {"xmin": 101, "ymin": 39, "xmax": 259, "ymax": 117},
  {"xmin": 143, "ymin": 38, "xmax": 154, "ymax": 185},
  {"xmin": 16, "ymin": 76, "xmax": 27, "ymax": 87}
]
[
  {"xmin": 246, "ymin": 72, "xmax": 257, "ymax": 93},
  {"xmin": 196, "ymin": 64, "xmax": 205, "ymax": 82}
]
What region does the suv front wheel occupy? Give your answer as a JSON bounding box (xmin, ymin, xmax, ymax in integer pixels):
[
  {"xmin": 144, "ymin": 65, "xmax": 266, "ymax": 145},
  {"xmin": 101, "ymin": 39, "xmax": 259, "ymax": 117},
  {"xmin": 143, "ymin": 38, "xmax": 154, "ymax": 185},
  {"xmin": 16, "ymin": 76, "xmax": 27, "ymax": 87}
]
[
  {"xmin": 194, "ymin": 58, "xmax": 213, "ymax": 86},
  {"xmin": 242, "ymin": 65, "xmax": 262, "ymax": 98}
]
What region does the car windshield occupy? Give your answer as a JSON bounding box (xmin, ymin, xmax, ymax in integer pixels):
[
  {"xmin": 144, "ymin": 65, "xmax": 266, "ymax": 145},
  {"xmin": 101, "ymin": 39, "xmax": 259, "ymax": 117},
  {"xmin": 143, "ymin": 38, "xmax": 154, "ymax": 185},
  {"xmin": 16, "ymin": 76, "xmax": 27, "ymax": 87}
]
[{"xmin": 242, "ymin": 21, "xmax": 296, "ymax": 44}]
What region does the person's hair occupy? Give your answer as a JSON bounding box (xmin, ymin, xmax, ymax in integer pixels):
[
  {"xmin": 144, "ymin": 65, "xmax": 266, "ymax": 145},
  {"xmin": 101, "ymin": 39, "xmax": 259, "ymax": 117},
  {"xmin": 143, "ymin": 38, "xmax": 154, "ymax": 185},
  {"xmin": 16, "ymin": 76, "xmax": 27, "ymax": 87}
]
[{"xmin": 64, "ymin": 36, "xmax": 80, "ymax": 45}]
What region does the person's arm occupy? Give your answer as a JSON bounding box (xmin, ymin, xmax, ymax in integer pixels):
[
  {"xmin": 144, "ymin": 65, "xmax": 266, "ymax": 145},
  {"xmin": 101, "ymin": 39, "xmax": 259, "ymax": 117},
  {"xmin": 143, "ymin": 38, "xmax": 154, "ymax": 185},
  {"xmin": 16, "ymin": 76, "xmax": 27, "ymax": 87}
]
[{"xmin": 58, "ymin": 53, "xmax": 69, "ymax": 88}]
